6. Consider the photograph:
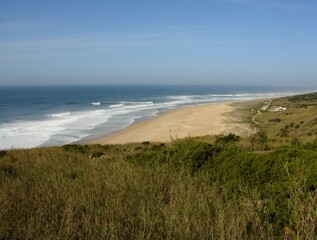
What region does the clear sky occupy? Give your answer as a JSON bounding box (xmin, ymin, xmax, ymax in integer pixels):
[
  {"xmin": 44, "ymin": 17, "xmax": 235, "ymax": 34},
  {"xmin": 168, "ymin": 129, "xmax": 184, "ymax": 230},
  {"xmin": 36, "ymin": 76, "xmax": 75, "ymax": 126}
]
[{"xmin": 0, "ymin": 0, "xmax": 316, "ymax": 86}]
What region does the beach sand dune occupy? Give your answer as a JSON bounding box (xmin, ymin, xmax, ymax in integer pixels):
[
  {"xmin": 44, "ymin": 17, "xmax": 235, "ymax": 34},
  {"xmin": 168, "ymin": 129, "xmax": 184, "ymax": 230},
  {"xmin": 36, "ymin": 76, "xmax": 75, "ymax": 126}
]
[{"xmin": 89, "ymin": 102, "xmax": 250, "ymax": 145}]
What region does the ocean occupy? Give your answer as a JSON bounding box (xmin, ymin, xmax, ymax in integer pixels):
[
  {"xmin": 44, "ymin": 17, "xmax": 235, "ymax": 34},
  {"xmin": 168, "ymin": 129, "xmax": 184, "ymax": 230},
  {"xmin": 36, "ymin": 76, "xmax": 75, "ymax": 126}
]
[{"xmin": 0, "ymin": 85, "xmax": 311, "ymax": 149}]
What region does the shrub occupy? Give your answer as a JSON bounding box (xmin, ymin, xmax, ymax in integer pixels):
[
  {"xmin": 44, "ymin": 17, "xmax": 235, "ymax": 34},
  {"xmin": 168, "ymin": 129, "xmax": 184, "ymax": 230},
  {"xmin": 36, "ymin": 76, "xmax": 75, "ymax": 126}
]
[
  {"xmin": 215, "ymin": 133, "xmax": 240, "ymax": 144},
  {"xmin": 126, "ymin": 140, "xmax": 215, "ymax": 173},
  {"xmin": 170, "ymin": 141, "xmax": 214, "ymax": 172},
  {"xmin": 269, "ymin": 118, "xmax": 281, "ymax": 123},
  {"xmin": 248, "ymin": 130, "xmax": 270, "ymax": 151},
  {"xmin": 62, "ymin": 144, "xmax": 88, "ymax": 154},
  {"xmin": 280, "ymin": 128, "xmax": 289, "ymax": 137}
]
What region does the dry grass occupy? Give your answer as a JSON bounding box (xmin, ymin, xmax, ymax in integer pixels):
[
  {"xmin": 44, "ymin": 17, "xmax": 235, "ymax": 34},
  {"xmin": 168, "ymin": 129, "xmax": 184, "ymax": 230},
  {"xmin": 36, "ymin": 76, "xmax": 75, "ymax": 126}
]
[
  {"xmin": 1, "ymin": 142, "xmax": 317, "ymax": 239},
  {"xmin": 254, "ymin": 95, "xmax": 317, "ymax": 143},
  {"xmin": 0, "ymin": 146, "xmax": 271, "ymax": 239}
]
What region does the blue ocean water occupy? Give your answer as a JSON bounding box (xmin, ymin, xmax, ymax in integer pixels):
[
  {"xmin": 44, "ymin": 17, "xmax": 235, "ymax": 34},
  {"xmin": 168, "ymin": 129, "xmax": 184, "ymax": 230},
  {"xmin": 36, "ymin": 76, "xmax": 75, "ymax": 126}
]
[{"xmin": 0, "ymin": 85, "xmax": 311, "ymax": 149}]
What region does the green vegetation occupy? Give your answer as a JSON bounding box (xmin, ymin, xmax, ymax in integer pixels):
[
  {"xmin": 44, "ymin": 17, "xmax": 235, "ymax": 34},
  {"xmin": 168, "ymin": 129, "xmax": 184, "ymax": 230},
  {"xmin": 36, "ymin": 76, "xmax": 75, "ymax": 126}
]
[
  {"xmin": 254, "ymin": 92, "xmax": 317, "ymax": 143},
  {"xmin": 1, "ymin": 138, "xmax": 317, "ymax": 239},
  {"xmin": 1, "ymin": 92, "xmax": 317, "ymax": 239}
]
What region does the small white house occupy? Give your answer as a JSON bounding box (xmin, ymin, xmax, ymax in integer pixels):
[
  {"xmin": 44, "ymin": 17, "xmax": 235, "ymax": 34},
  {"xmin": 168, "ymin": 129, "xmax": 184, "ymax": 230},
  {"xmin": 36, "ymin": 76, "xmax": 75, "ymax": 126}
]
[{"xmin": 269, "ymin": 106, "xmax": 287, "ymax": 112}]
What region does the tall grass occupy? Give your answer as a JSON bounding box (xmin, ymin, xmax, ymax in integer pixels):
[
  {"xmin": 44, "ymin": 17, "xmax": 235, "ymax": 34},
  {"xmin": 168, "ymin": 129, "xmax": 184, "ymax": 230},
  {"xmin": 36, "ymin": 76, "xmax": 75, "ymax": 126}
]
[{"xmin": 1, "ymin": 139, "xmax": 317, "ymax": 239}]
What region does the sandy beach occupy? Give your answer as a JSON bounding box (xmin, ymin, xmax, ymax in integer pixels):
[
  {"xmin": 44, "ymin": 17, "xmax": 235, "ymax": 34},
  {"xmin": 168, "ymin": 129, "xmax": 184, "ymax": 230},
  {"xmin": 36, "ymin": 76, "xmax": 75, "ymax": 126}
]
[{"xmin": 89, "ymin": 101, "xmax": 251, "ymax": 145}]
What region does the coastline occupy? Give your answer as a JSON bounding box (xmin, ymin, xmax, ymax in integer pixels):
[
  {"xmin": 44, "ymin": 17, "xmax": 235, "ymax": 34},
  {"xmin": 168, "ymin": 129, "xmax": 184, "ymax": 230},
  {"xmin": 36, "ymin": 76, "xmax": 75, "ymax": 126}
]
[
  {"xmin": 87, "ymin": 100, "xmax": 253, "ymax": 145},
  {"xmin": 1, "ymin": 85, "xmax": 309, "ymax": 150}
]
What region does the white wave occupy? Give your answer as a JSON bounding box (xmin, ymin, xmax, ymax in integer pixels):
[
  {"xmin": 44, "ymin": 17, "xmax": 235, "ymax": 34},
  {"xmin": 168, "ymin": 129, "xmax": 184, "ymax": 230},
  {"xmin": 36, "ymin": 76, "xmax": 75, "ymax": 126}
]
[
  {"xmin": 47, "ymin": 112, "xmax": 71, "ymax": 118},
  {"xmin": 127, "ymin": 116, "xmax": 142, "ymax": 125},
  {"xmin": 121, "ymin": 101, "xmax": 154, "ymax": 105},
  {"xmin": 208, "ymin": 94, "xmax": 234, "ymax": 97},
  {"xmin": 92, "ymin": 102, "xmax": 101, "ymax": 106},
  {"xmin": 0, "ymin": 109, "xmax": 112, "ymax": 149},
  {"xmin": 166, "ymin": 95, "xmax": 199, "ymax": 100},
  {"xmin": 108, "ymin": 101, "xmax": 155, "ymax": 113},
  {"xmin": 152, "ymin": 111, "xmax": 159, "ymax": 116},
  {"xmin": 109, "ymin": 103, "xmax": 124, "ymax": 108},
  {"xmin": 0, "ymin": 100, "xmax": 161, "ymax": 149}
]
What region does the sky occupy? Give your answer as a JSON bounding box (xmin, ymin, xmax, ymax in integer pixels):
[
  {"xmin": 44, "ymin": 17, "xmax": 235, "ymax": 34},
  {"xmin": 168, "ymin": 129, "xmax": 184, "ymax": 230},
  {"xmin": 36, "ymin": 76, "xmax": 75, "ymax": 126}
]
[{"xmin": 0, "ymin": 0, "xmax": 316, "ymax": 86}]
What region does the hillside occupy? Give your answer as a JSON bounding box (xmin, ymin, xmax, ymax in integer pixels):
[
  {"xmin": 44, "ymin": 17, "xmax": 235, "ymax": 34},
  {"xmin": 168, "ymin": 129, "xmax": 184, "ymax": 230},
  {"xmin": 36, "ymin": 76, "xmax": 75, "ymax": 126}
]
[{"xmin": 1, "ymin": 92, "xmax": 317, "ymax": 239}]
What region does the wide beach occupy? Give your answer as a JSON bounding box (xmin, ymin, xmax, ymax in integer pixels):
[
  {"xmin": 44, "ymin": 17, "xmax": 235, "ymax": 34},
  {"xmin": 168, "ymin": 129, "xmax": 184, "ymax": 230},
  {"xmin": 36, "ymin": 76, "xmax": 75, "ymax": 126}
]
[
  {"xmin": 0, "ymin": 86, "xmax": 294, "ymax": 149},
  {"xmin": 89, "ymin": 101, "xmax": 251, "ymax": 144}
]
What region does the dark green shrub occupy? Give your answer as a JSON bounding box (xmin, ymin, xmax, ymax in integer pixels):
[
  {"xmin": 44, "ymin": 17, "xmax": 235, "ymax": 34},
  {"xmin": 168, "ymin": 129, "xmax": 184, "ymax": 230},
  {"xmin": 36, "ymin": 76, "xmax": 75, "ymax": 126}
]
[
  {"xmin": 170, "ymin": 141, "xmax": 214, "ymax": 172},
  {"xmin": 215, "ymin": 133, "xmax": 240, "ymax": 144},
  {"xmin": 126, "ymin": 146, "xmax": 168, "ymax": 166},
  {"xmin": 269, "ymin": 118, "xmax": 281, "ymax": 122},
  {"xmin": 248, "ymin": 130, "xmax": 270, "ymax": 151},
  {"xmin": 126, "ymin": 140, "xmax": 214, "ymax": 173},
  {"xmin": 62, "ymin": 144, "xmax": 88, "ymax": 154}
]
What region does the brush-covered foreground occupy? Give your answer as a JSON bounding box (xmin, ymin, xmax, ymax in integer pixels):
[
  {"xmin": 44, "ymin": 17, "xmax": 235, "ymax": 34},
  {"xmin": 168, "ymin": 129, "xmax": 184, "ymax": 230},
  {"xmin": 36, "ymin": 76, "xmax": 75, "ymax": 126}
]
[
  {"xmin": 1, "ymin": 136, "xmax": 317, "ymax": 239},
  {"xmin": 1, "ymin": 92, "xmax": 317, "ymax": 239}
]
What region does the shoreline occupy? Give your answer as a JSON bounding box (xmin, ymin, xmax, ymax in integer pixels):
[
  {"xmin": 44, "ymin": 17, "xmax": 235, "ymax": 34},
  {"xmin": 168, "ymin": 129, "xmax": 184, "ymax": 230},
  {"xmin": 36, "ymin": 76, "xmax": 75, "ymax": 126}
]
[{"xmin": 87, "ymin": 100, "xmax": 253, "ymax": 145}]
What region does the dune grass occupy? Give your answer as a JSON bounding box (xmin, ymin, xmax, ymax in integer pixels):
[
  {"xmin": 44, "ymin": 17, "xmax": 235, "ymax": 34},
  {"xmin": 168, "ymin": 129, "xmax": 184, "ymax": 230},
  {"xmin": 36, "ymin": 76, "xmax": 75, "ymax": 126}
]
[{"xmin": 1, "ymin": 138, "xmax": 317, "ymax": 239}]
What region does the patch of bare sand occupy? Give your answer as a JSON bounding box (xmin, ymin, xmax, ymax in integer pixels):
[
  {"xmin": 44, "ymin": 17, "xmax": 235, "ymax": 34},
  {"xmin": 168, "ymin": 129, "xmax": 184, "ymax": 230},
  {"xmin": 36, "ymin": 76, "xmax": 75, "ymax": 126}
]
[{"xmin": 89, "ymin": 102, "xmax": 251, "ymax": 144}]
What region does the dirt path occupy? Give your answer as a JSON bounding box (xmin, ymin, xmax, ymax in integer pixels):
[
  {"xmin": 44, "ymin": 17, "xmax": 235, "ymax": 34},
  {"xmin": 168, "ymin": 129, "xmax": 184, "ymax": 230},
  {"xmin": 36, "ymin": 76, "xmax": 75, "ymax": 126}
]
[{"xmin": 252, "ymin": 99, "xmax": 272, "ymax": 125}]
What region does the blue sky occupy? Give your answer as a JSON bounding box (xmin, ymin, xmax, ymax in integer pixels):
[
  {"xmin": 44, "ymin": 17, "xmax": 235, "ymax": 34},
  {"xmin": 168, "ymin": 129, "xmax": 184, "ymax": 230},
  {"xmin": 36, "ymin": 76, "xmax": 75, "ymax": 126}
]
[{"xmin": 0, "ymin": 0, "xmax": 316, "ymax": 86}]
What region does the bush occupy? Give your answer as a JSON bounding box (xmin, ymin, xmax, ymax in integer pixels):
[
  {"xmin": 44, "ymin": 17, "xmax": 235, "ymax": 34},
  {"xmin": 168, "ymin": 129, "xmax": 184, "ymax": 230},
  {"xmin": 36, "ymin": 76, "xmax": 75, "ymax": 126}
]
[
  {"xmin": 169, "ymin": 141, "xmax": 214, "ymax": 172},
  {"xmin": 126, "ymin": 140, "xmax": 214, "ymax": 173},
  {"xmin": 215, "ymin": 133, "xmax": 240, "ymax": 144},
  {"xmin": 269, "ymin": 118, "xmax": 281, "ymax": 122},
  {"xmin": 248, "ymin": 130, "xmax": 270, "ymax": 151},
  {"xmin": 62, "ymin": 144, "xmax": 88, "ymax": 154},
  {"xmin": 280, "ymin": 128, "xmax": 289, "ymax": 137}
]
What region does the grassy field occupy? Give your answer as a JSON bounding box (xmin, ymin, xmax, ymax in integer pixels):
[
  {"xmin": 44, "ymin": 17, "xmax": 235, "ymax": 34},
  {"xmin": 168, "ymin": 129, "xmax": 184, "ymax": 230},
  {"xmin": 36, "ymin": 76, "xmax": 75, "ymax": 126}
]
[
  {"xmin": 1, "ymin": 92, "xmax": 317, "ymax": 239},
  {"xmin": 255, "ymin": 93, "xmax": 317, "ymax": 142}
]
